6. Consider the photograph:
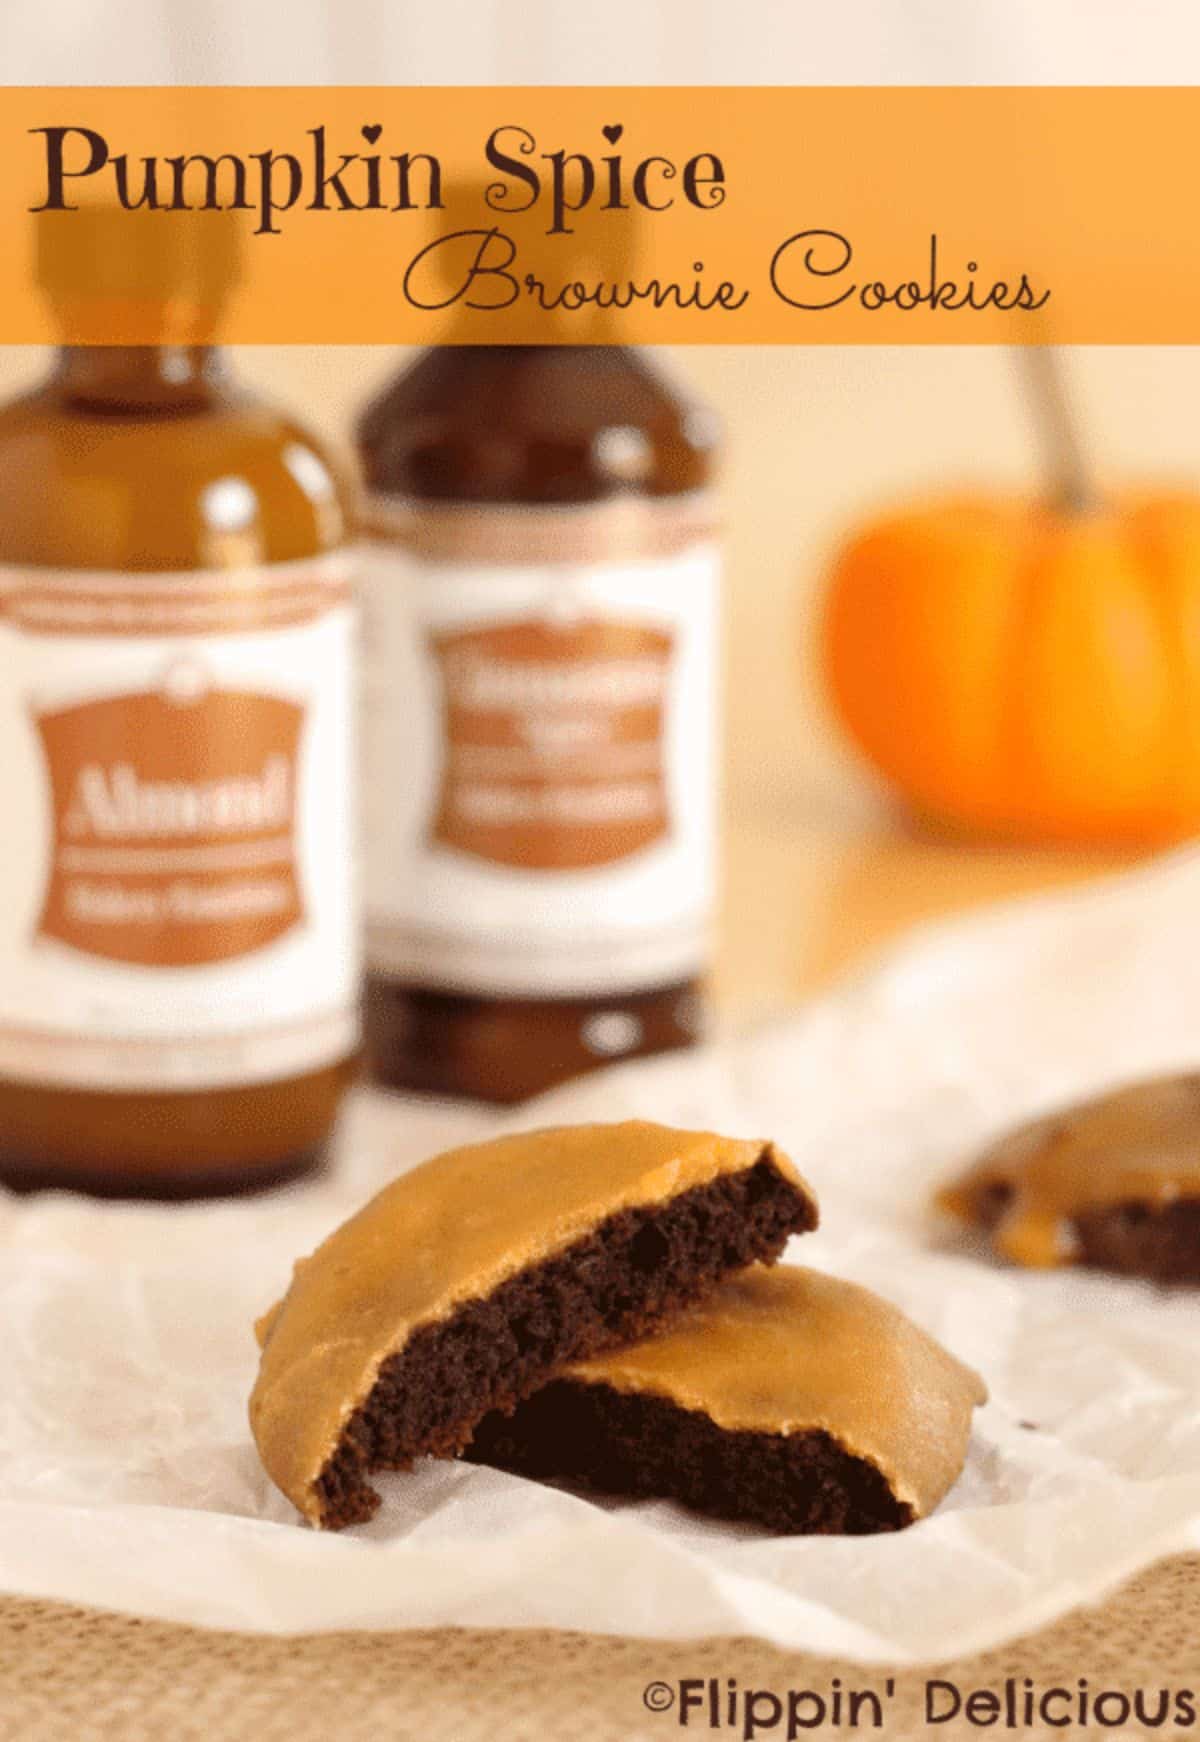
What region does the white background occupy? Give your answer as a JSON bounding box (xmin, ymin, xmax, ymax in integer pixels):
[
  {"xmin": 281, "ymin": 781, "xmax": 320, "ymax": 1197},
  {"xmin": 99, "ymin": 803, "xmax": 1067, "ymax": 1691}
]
[{"xmin": 3, "ymin": 0, "xmax": 1200, "ymax": 85}]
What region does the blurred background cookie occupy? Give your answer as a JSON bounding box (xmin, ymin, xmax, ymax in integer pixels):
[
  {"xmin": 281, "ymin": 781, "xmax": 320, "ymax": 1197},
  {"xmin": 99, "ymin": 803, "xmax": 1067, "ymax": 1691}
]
[{"xmin": 937, "ymin": 1073, "xmax": 1200, "ymax": 1278}]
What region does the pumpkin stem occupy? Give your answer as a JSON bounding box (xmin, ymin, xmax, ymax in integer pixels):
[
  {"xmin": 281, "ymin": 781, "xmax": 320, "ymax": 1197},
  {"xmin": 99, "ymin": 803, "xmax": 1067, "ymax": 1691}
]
[{"xmin": 1019, "ymin": 346, "xmax": 1096, "ymax": 514}]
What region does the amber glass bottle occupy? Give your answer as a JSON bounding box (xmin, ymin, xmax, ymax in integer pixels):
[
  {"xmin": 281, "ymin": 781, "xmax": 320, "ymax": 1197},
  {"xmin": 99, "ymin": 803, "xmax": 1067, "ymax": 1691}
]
[
  {"xmin": 0, "ymin": 212, "xmax": 358, "ymax": 1194},
  {"xmin": 358, "ymin": 343, "xmax": 721, "ymax": 1102}
]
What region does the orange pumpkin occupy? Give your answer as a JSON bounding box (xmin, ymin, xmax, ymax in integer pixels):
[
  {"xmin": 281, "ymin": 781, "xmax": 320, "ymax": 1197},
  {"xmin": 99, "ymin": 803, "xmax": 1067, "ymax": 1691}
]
[{"xmin": 822, "ymin": 493, "xmax": 1200, "ymax": 845}]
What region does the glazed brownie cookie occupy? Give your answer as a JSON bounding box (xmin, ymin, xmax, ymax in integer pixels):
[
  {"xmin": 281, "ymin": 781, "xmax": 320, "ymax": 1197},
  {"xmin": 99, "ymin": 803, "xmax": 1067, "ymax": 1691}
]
[
  {"xmin": 250, "ymin": 1121, "xmax": 817, "ymax": 1527},
  {"xmin": 937, "ymin": 1073, "xmax": 1200, "ymax": 1278},
  {"xmin": 469, "ymin": 1265, "xmax": 985, "ymax": 1533}
]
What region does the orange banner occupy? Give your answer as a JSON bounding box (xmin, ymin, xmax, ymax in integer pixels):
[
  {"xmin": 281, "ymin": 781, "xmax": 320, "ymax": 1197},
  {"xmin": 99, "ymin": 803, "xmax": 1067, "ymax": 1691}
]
[{"xmin": 1, "ymin": 87, "xmax": 1197, "ymax": 343}]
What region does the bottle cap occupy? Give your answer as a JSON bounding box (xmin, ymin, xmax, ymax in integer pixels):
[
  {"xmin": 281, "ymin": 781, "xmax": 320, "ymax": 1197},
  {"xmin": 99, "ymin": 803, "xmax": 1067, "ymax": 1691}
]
[{"xmin": 34, "ymin": 206, "xmax": 241, "ymax": 344}]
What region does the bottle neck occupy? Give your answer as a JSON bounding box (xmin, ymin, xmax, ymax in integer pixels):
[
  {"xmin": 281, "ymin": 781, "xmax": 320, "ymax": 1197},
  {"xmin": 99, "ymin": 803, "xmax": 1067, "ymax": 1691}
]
[{"xmin": 52, "ymin": 345, "xmax": 227, "ymax": 412}]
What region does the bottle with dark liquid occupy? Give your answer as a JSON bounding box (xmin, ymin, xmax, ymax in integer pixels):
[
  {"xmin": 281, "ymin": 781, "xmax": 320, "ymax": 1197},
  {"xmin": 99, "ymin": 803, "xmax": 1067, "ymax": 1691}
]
[
  {"xmin": 357, "ymin": 342, "xmax": 721, "ymax": 1102},
  {"xmin": 0, "ymin": 210, "xmax": 358, "ymax": 1194}
]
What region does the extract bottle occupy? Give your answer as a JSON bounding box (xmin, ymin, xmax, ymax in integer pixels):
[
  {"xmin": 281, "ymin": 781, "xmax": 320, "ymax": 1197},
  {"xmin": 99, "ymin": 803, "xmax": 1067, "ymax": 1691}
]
[
  {"xmin": 357, "ymin": 339, "xmax": 721, "ymax": 1102},
  {"xmin": 0, "ymin": 210, "xmax": 359, "ymax": 1195}
]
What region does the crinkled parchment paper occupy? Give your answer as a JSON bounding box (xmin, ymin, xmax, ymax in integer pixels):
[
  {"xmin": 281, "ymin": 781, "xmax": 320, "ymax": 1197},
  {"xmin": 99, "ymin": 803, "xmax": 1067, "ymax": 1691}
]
[{"xmin": 2, "ymin": 849, "xmax": 1200, "ymax": 1663}]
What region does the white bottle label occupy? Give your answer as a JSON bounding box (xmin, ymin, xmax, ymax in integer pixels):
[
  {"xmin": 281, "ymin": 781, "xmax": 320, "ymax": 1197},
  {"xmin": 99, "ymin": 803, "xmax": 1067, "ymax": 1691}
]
[
  {"xmin": 362, "ymin": 496, "xmax": 718, "ymax": 998},
  {"xmin": 0, "ymin": 556, "xmax": 359, "ymax": 1091}
]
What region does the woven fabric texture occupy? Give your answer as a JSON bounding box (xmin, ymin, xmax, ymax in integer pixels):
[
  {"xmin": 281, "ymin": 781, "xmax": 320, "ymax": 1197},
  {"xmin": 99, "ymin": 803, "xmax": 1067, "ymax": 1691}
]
[{"xmin": 0, "ymin": 1555, "xmax": 1196, "ymax": 1742}]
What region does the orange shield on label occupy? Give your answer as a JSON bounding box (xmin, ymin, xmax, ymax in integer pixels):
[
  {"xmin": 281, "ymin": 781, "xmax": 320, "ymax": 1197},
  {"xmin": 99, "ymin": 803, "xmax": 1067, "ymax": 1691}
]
[
  {"xmin": 34, "ymin": 672, "xmax": 306, "ymax": 967},
  {"xmin": 428, "ymin": 618, "xmax": 675, "ymax": 872}
]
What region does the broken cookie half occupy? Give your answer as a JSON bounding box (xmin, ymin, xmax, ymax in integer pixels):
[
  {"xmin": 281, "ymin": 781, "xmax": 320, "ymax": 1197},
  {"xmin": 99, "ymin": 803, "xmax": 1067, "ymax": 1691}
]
[
  {"xmin": 250, "ymin": 1121, "xmax": 817, "ymax": 1527},
  {"xmin": 470, "ymin": 1265, "xmax": 985, "ymax": 1532}
]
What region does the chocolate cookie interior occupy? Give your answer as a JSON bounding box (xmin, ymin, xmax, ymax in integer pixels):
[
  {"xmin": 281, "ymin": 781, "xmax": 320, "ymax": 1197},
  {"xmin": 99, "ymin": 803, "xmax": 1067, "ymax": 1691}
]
[
  {"xmin": 937, "ymin": 1072, "xmax": 1200, "ymax": 1273},
  {"xmin": 470, "ymin": 1265, "xmax": 986, "ymax": 1533},
  {"xmin": 250, "ymin": 1122, "xmax": 817, "ymax": 1527}
]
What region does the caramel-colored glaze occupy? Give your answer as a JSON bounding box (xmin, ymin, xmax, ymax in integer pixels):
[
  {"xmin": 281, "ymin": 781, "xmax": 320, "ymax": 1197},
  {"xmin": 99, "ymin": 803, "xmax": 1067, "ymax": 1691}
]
[
  {"xmin": 570, "ymin": 1265, "xmax": 986, "ymax": 1520},
  {"xmin": 250, "ymin": 1121, "xmax": 811, "ymax": 1525},
  {"xmin": 937, "ymin": 1073, "xmax": 1200, "ymax": 1268}
]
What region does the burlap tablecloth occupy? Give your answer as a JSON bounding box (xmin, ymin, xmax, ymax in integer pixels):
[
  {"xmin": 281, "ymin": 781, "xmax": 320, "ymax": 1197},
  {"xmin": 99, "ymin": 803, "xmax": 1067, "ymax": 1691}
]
[{"xmin": 2, "ymin": 1555, "xmax": 1196, "ymax": 1741}]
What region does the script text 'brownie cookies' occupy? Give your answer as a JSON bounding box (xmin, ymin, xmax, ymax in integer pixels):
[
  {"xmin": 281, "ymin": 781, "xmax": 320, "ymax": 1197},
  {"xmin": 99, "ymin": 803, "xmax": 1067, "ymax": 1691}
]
[
  {"xmin": 469, "ymin": 1265, "xmax": 986, "ymax": 1533},
  {"xmin": 250, "ymin": 1121, "xmax": 817, "ymax": 1527},
  {"xmin": 936, "ymin": 1073, "xmax": 1200, "ymax": 1277}
]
